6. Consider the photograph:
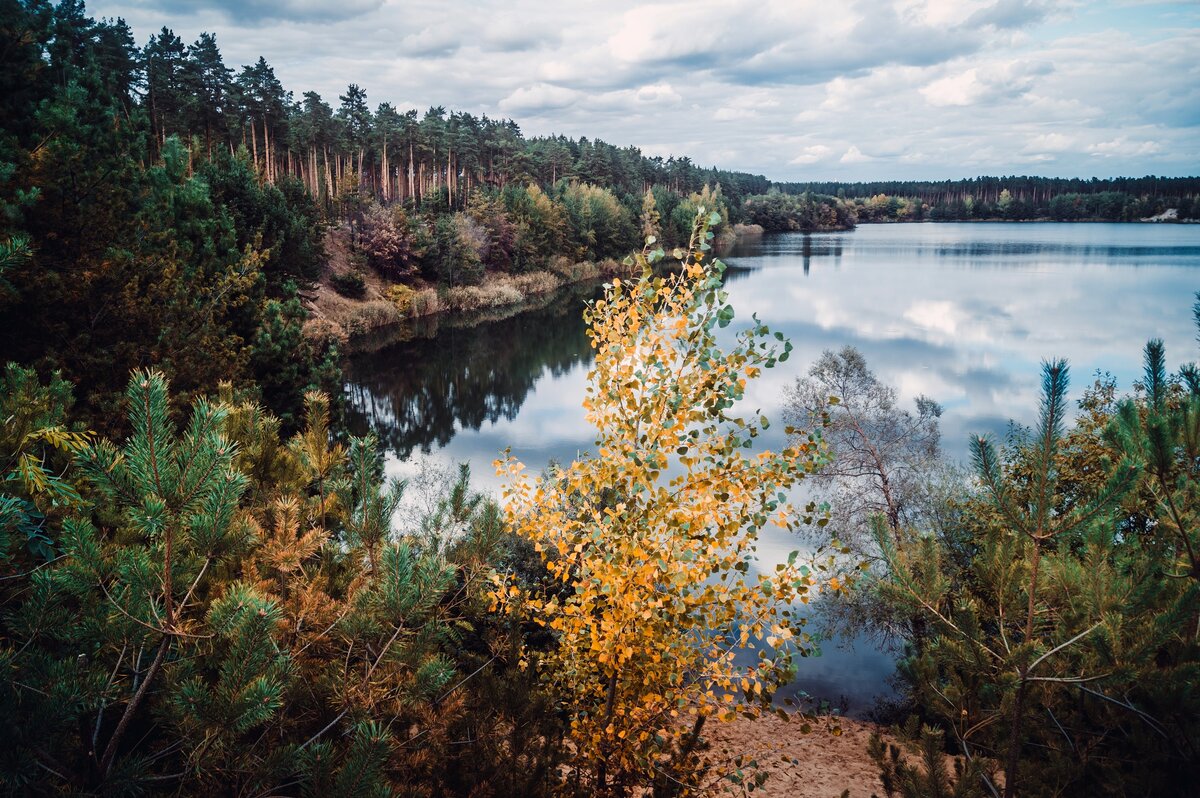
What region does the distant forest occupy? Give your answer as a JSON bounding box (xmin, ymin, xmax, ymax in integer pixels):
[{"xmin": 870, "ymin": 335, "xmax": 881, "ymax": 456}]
[{"xmin": 776, "ymin": 176, "xmax": 1200, "ymax": 222}]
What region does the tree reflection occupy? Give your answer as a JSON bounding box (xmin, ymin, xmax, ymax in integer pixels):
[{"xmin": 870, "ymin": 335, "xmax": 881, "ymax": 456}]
[{"xmin": 344, "ymin": 283, "xmax": 598, "ymax": 459}]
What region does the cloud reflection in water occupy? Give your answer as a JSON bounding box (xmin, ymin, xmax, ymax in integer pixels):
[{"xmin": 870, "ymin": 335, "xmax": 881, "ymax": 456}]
[{"xmin": 345, "ymin": 221, "xmax": 1200, "ymax": 716}]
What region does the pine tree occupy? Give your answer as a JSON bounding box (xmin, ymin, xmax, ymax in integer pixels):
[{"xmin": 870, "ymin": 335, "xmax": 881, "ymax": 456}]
[
  {"xmin": 143, "ymin": 27, "xmax": 188, "ymax": 146},
  {"xmin": 2, "ymin": 370, "xmax": 567, "ymax": 794},
  {"xmin": 875, "ymin": 352, "xmax": 1200, "ymax": 796},
  {"xmin": 183, "ymin": 32, "xmax": 232, "ymax": 154}
]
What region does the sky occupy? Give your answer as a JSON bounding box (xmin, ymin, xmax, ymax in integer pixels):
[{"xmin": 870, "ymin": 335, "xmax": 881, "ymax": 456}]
[{"xmin": 89, "ymin": 0, "xmax": 1199, "ymax": 182}]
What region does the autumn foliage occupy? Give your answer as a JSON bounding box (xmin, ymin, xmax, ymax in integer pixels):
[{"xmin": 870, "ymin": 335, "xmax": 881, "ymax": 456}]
[{"xmin": 495, "ymin": 211, "xmax": 845, "ymax": 795}]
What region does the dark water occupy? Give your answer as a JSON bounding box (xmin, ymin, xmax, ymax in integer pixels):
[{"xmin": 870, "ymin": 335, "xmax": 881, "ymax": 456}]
[{"xmin": 345, "ymin": 222, "xmax": 1200, "ymax": 717}]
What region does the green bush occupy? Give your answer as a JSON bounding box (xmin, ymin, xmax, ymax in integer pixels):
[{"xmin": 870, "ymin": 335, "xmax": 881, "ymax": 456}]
[{"xmin": 330, "ymin": 269, "xmax": 367, "ymax": 298}]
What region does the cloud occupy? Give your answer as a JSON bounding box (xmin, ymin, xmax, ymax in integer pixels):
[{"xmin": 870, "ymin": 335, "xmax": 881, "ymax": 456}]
[
  {"xmin": 967, "ymin": 0, "xmax": 1059, "ymax": 30},
  {"xmin": 135, "ymin": 0, "xmax": 385, "ymax": 23},
  {"xmin": 483, "ymin": 20, "xmax": 561, "ymax": 52},
  {"xmin": 714, "ymin": 107, "xmax": 756, "ymax": 121},
  {"xmin": 790, "ymin": 145, "xmax": 834, "ymax": 164},
  {"xmin": 400, "ymin": 27, "xmax": 461, "ymax": 58},
  {"xmin": 921, "ymin": 68, "xmax": 987, "ymax": 106},
  {"xmin": 920, "ymin": 60, "xmax": 1049, "ymax": 106},
  {"xmin": 498, "ymin": 83, "xmax": 584, "ymax": 114},
  {"xmin": 840, "ymin": 145, "xmax": 875, "ymax": 163},
  {"xmin": 635, "ymin": 83, "xmax": 682, "ymax": 105},
  {"xmin": 605, "ymin": 1, "xmax": 787, "ymax": 74},
  {"xmin": 1087, "ymin": 137, "xmax": 1164, "ymax": 157},
  {"xmin": 1024, "ymin": 132, "xmax": 1075, "ymax": 152}
]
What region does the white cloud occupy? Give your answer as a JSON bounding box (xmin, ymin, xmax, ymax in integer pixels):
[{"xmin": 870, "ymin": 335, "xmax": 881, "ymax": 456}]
[
  {"xmin": 1087, "ymin": 137, "xmax": 1164, "ymax": 157},
  {"xmin": 1024, "ymin": 132, "xmax": 1076, "ymax": 152},
  {"xmin": 921, "ymin": 68, "xmax": 986, "ymax": 106},
  {"xmin": 635, "ymin": 83, "xmax": 682, "ymax": 105},
  {"xmin": 790, "ymin": 145, "xmax": 834, "ymax": 164},
  {"xmin": 498, "ymin": 83, "xmax": 584, "ymax": 113},
  {"xmin": 840, "ymin": 145, "xmax": 875, "ymax": 163},
  {"xmin": 920, "ymin": 60, "xmax": 1048, "ymax": 107}
]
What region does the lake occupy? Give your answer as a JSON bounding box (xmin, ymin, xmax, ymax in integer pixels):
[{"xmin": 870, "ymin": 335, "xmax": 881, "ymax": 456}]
[{"xmin": 344, "ymin": 221, "xmax": 1200, "ymax": 717}]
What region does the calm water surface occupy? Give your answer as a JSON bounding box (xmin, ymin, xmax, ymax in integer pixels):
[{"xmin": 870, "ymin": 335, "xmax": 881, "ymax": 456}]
[{"xmin": 345, "ymin": 222, "xmax": 1200, "ymax": 717}]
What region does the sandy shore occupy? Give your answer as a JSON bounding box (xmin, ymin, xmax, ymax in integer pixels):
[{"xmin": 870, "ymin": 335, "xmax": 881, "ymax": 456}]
[{"xmin": 704, "ymin": 715, "xmax": 890, "ymax": 797}]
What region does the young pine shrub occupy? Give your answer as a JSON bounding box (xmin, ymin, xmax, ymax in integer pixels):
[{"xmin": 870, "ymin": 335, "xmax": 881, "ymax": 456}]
[
  {"xmin": 874, "ymin": 347, "xmax": 1200, "ymax": 797},
  {"xmin": 0, "ymin": 374, "xmax": 562, "ymax": 796},
  {"xmin": 868, "ymin": 719, "xmax": 986, "ymax": 798},
  {"xmin": 330, "ymin": 268, "xmax": 368, "ymax": 298}
]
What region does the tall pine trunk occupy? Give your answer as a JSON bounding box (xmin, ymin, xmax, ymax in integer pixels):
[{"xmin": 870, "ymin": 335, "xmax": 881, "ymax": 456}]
[
  {"xmin": 381, "ymin": 140, "xmax": 389, "ymax": 203},
  {"xmin": 250, "ymin": 119, "xmax": 259, "ymax": 180}
]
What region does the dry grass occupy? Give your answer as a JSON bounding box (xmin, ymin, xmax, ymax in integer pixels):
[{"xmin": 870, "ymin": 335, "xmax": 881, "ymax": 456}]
[
  {"xmin": 343, "ymin": 300, "xmax": 404, "ymax": 337},
  {"xmin": 511, "ymin": 271, "xmax": 563, "ymax": 296},
  {"xmin": 410, "ymin": 288, "xmax": 440, "ymax": 316},
  {"xmin": 440, "ymin": 268, "xmax": 586, "ymax": 314},
  {"xmin": 733, "ymin": 223, "xmax": 766, "ymax": 236},
  {"xmin": 302, "ymin": 316, "xmax": 348, "ymax": 346},
  {"xmin": 443, "ymin": 283, "xmax": 524, "ymax": 313}
]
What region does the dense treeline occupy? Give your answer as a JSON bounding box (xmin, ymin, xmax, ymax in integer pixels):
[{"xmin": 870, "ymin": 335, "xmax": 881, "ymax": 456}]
[
  {"xmin": 741, "ymin": 191, "xmax": 858, "ymax": 232},
  {"xmin": 775, "ymin": 176, "xmax": 1200, "ymax": 222},
  {"xmin": 135, "ymin": 27, "xmax": 770, "ymax": 213},
  {"xmin": 0, "ymin": 1, "xmax": 339, "ymax": 431}
]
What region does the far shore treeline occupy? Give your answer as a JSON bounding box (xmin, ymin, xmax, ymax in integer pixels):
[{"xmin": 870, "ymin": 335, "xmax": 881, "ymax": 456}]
[{"xmin": 776, "ymin": 176, "xmax": 1200, "ymax": 223}]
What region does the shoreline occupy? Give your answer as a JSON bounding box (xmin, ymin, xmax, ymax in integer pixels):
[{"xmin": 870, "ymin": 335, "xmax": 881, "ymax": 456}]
[
  {"xmin": 853, "ymin": 216, "xmax": 1198, "ymax": 225},
  {"xmin": 304, "ymin": 226, "xmax": 634, "ymax": 354},
  {"xmin": 311, "ymin": 223, "xmax": 761, "ymax": 355}
]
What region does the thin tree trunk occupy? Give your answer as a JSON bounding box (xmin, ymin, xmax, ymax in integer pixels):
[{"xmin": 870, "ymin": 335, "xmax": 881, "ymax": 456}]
[
  {"xmin": 597, "ymin": 671, "xmax": 619, "ymax": 793},
  {"xmin": 324, "ymin": 146, "xmax": 334, "ymax": 202},
  {"xmin": 250, "ymin": 119, "xmax": 259, "ymax": 178},
  {"xmin": 263, "ymin": 116, "xmax": 271, "ymax": 183},
  {"xmin": 408, "ymin": 142, "xmax": 415, "ymax": 201},
  {"xmin": 1004, "ymin": 539, "xmax": 1043, "ymax": 798},
  {"xmin": 381, "ymin": 140, "xmax": 388, "ymax": 202}
]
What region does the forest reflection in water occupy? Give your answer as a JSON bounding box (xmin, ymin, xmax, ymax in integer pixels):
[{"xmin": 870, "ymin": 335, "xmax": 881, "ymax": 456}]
[{"xmin": 344, "ymin": 281, "xmax": 598, "ymax": 459}]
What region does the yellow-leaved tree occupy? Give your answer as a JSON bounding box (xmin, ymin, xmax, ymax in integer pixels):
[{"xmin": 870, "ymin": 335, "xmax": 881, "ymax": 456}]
[{"xmin": 494, "ymin": 210, "xmax": 845, "ymax": 796}]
